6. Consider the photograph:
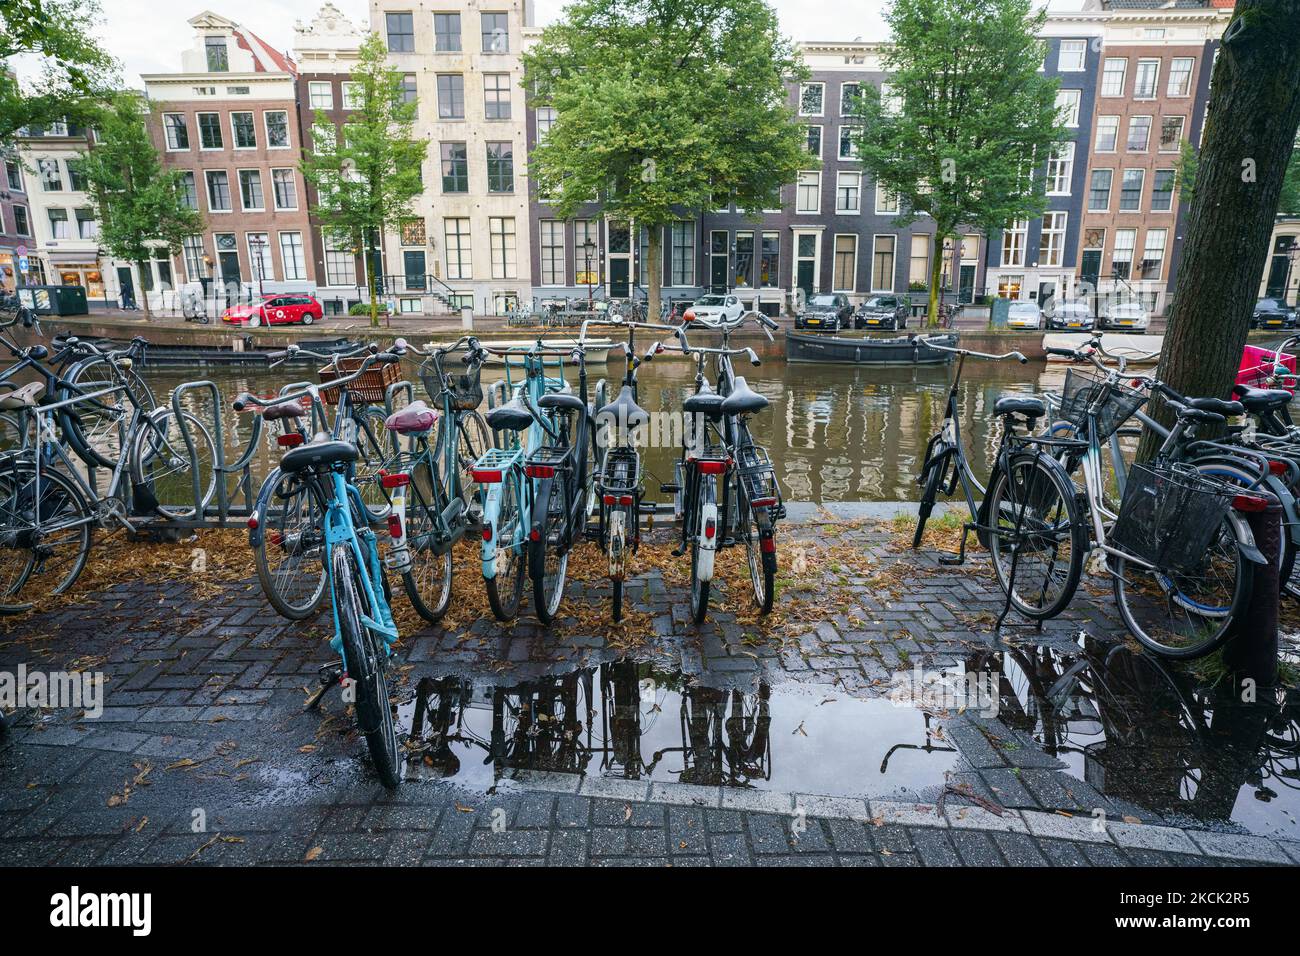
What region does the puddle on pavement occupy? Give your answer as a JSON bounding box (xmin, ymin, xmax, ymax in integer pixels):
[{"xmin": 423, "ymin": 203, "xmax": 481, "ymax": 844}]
[
  {"xmin": 395, "ymin": 662, "xmax": 958, "ymax": 803},
  {"xmin": 966, "ymin": 641, "xmax": 1300, "ymax": 839}
]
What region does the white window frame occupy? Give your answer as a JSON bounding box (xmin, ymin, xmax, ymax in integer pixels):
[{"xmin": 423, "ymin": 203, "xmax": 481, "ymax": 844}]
[
  {"xmin": 341, "ymin": 81, "xmax": 363, "ymax": 110},
  {"xmin": 278, "ymin": 231, "xmax": 306, "ymax": 281},
  {"xmin": 835, "ymin": 171, "xmax": 861, "ymax": 214},
  {"xmin": 1133, "ymin": 58, "xmax": 1161, "ymax": 100},
  {"xmin": 1126, "ymin": 115, "xmax": 1152, "ymax": 153},
  {"xmin": 1046, "ymin": 142, "xmax": 1074, "ymax": 196},
  {"xmin": 1119, "ymin": 168, "xmax": 1146, "ymax": 213},
  {"xmin": 838, "ymin": 125, "xmax": 860, "ymax": 161},
  {"xmin": 1101, "ymin": 58, "xmax": 1127, "ymax": 97},
  {"xmin": 798, "ymin": 82, "xmax": 824, "ymax": 117},
  {"xmin": 1167, "ymin": 57, "xmax": 1195, "ymax": 97},
  {"xmin": 1001, "ymin": 220, "xmax": 1027, "ymax": 268},
  {"xmin": 444, "ymin": 219, "xmax": 472, "ymax": 280},
  {"xmin": 804, "ymin": 124, "xmax": 822, "ymax": 159},
  {"xmin": 796, "ymin": 170, "xmax": 821, "ymax": 214},
  {"xmin": 832, "ymin": 233, "xmax": 858, "ymax": 293},
  {"xmin": 205, "ymin": 169, "xmax": 232, "ymax": 213},
  {"xmin": 1041, "ymin": 212, "xmax": 1067, "ymax": 268},
  {"xmin": 839, "ymin": 82, "xmax": 861, "ymax": 116},
  {"xmin": 1056, "ymin": 89, "xmax": 1081, "ymax": 128},
  {"xmin": 197, "ymin": 111, "xmax": 223, "ymax": 151},
  {"xmin": 309, "ymin": 81, "xmax": 334, "ymax": 110},
  {"xmin": 875, "ymin": 185, "xmax": 899, "ymax": 216},
  {"xmin": 488, "ymin": 216, "xmax": 516, "ymax": 279},
  {"xmin": 1088, "ymin": 168, "xmax": 1113, "ymax": 213},
  {"xmin": 1058, "ymin": 39, "xmax": 1087, "ymax": 72},
  {"xmin": 1141, "ymin": 227, "xmax": 1168, "ymax": 280},
  {"xmin": 270, "ymin": 168, "xmax": 298, "ymax": 211},
  {"xmin": 237, "ymin": 168, "xmax": 265, "ymax": 212},
  {"xmin": 1151, "ymin": 168, "xmax": 1176, "ymax": 212},
  {"xmin": 1159, "ymin": 115, "xmax": 1185, "ymax": 153},
  {"xmin": 162, "ymin": 112, "xmax": 189, "ymax": 151},
  {"xmin": 870, "ymin": 234, "xmax": 896, "ymax": 292},
  {"xmin": 264, "ymin": 110, "xmax": 291, "ymax": 150},
  {"xmin": 246, "ymin": 232, "xmax": 274, "ymax": 283},
  {"xmin": 229, "ymin": 110, "xmax": 256, "ymax": 150},
  {"xmin": 1112, "ymin": 228, "xmax": 1137, "ymax": 276},
  {"xmin": 1095, "ymin": 115, "xmax": 1119, "ymax": 153},
  {"xmin": 538, "ymin": 219, "xmax": 565, "ymax": 287}
]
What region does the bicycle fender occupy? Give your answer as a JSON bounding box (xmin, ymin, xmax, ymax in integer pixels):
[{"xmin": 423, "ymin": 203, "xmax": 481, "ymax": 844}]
[
  {"xmin": 480, "ymin": 483, "xmax": 502, "ymax": 578},
  {"xmin": 697, "ymin": 478, "xmax": 718, "ymax": 582},
  {"xmin": 1262, "ymin": 474, "xmax": 1300, "ymax": 546},
  {"xmin": 1227, "ymin": 510, "xmax": 1268, "ymax": 566},
  {"xmin": 247, "ymin": 467, "xmax": 285, "ymax": 548}
]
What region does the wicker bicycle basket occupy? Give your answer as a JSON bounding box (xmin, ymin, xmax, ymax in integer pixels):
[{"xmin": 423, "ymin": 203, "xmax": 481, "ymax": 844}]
[
  {"xmin": 317, "ymin": 356, "xmax": 401, "ymax": 406},
  {"xmin": 420, "ymin": 359, "xmax": 483, "ymax": 411},
  {"xmin": 1108, "ymin": 462, "xmax": 1237, "ymax": 575},
  {"xmin": 1057, "ymin": 369, "xmax": 1146, "ymax": 440}
]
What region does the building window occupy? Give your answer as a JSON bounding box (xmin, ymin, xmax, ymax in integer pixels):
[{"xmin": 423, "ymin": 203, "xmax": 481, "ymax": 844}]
[
  {"xmin": 1159, "ymin": 116, "xmax": 1184, "ymax": 152},
  {"xmin": 1058, "ymin": 39, "xmax": 1087, "ymax": 72},
  {"xmin": 997, "ymin": 275, "xmax": 1023, "ymax": 299},
  {"xmin": 1167, "ymin": 57, "xmax": 1194, "ymax": 97},
  {"xmin": 484, "ymin": 74, "xmax": 511, "ymax": 119},
  {"xmin": 1056, "ymin": 89, "xmax": 1080, "ymax": 127},
  {"xmin": 481, "ymin": 12, "xmax": 508, "ymax": 52},
  {"xmin": 182, "ymin": 235, "xmax": 205, "ymax": 281},
  {"xmin": 1040, "ymin": 211, "xmax": 1067, "ymax": 268},
  {"xmin": 1134, "ymin": 59, "xmax": 1160, "ymax": 100},
  {"xmin": 536, "ymin": 107, "xmax": 557, "ymax": 139},
  {"xmin": 835, "ymin": 171, "xmax": 860, "ymax": 213},
  {"xmin": 386, "ymin": 12, "xmax": 415, "ymax": 52},
  {"xmin": 539, "ymin": 219, "xmax": 564, "ymax": 286},
  {"xmin": 1112, "ymin": 228, "xmax": 1136, "ymax": 279},
  {"xmin": 803, "ymin": 125, "xmax": 822, "ymax": 158},
  {"xmin": 279, "ymin": 232, "xmax": 306, "ymax": 281},
  {"xmin": 1119, "ymin": 168, "xmax": 1145, "ymax": 211},
  {"xmin": 1001, "ymin": 220, "xmax": 1027, "ymax": 267},
  {"xmin": 833, "ymin": 234, "xmax": 857, "ymax": 291},
  {"xmin": 47, "ymin": 208, "xmax": 70, "ymax": 239},
  {"xmin": 400, "ymin": 218, "xmax": 426, "ymax": 245},
  {"xmin": 670, "ymin": 221, "xmax": 694, "ymax": 286},
  {"xmin": 338, "ymin": 81, "xmax": 363, "ymax": 110},
  {"xmin": 1095, "ymin": 116, "xmax": 1119, "ymax": 152},
  {"xmin": 5, "ymin": 160, "xmax": 20, "ymax": 190},
  {"xmin": 1046, "ymin": 142, "xmax": 1074, "ymax": 194},
  {"xmin": 486, "ymin": 141, "xmax": 513, "ymax": 192},
  {"xmin": 872, "ymin": 235, "xmax": 896, "ymax": 291},
  {"xmin": 437, "ymin": 74, "xmax": 465, "ymax": 119},
  {"xmin": 205, "ymin": 36, "xmax": 228, "ymax": 72},
  {"xmin": 838, "ymin": 126, "xmax": 859, "ymax": 160},
  {"xmin": 177, "ymin": 171, "xmax": 198, "ymax": 209},
  {"xmin": 37, "ymin": 158, "xmax": 62, "ymax": 191},
  {"xmin": 265, "ymin": 111, "xmax": 289, "ymax": 148},
  {"xmin": 324, "ymin": 234, "xmax": 356, "ymax": 285},
  {"xmin": 163, "ymin": 113, "xmax": 189, "ymax": 150},
  {"xmin": 231, "ymin": 111, "xmax": 256, "ymax": 149},
  {"xmin": 440, "ymin": 142, "xmax": 468, "ymax": 192},
  {"xmin": 840, "ymin": 82, "xmax": 861, "ymax": 115},
  {"xmin": 75, "ymin": 208, "xmax": 97, "ymax": 239},
  {"xmin": 1088, "ymin": 169, "xmax": 1112, "ymax": 211},
  {"xmin": 198, "ymin": 112, "xmax": 223, "ymax": 149},
  {"xmin": 66, "ymin": 159, "xmax": 87, "ymax": 192},
  {"xmin": 575, "ymin": 219, "xmax": 598, "ymax": 284},
  {"xmin": 444, "ymin": 218, "xmax": 471, "ymax": 280},
  {"xmin": 238, "ymin": 170, "xmax": 264, "ymax": 211},
  {"xmin": 799, "ymin": 82, "xmax": 824, "ymax": 116},
  {"xmin": 734, "ymin": 231, "xmax": 754, "ymax": 287},
  {"xmin": 205, "ymin": 170, "xmax": 231, "ymax": 211},
  {"xmin": 1126, "ymin": 116, "xmax": 1152, "ymax": 152},
  {"xmin": 1101, "ymin": 58, "xmax": 1127, "ymax": 97},
  {"xmin": 909, "ymin": 234, "xmax": 929, "ymax": 287},
  {"xmin": 270, "ymin": 168, "xmax": 297, "ymax": 210},
  {"xmin": 12, "ymin": 206, "xmax": 29, "ymax": 236},
  {"xmin": 246, "ymin": 233, "xmax": 273, "ymax": 282},
  {"xmin": 311, "ymin": 123, "xmax": 336, "ymax": 152},
  {"xmin": 759, "ymin": 232, "xmax": 779, "ymax": 288},
  {"xmin": 309, "ymin": 82, "xmax": 334, "ymax": 111},
  {"xmin": 435, "ymin": 13, "xmax": 461, "ymax": 51},
  {"xmin": 1151, "ymin": 168, "xmax": 1176, "ymax": 212},
  {"xmin": 489, "ymin": 217, "xmax": 516, "ymax": 279},
  {"xmin": 876, "ymin": 186, "xmax": 899, "ymax": 215},
  {"xmin": 399, "ymin": 74, "xmax": 417, "ymax": 110},
  {"xmin": 1140, "ymin": 228, "xmax": 1167, "ymax": 279},
  {"xmin": 796, "ymin": 171, "xmax": 820, "ymax": 213}
]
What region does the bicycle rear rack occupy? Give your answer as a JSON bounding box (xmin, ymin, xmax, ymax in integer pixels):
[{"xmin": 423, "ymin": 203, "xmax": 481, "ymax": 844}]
[
  {"xmin": 737, "ymin": 444, "xmax": 785, "ymax": 519},
  {"xmin": 471, "ymin": 446, "xmax": 521, "ymax": 483}
]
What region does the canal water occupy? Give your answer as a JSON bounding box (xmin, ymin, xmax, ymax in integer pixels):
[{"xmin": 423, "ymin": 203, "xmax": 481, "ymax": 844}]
[{"xmin": 133, "ymin": 353, "xmax": 1070, "ymax": 505}]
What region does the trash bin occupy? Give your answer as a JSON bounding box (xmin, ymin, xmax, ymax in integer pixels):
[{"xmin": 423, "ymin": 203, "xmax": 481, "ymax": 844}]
[{"xmin": 17, "ymin": 284, "xmax": 89, "ymax": 316}]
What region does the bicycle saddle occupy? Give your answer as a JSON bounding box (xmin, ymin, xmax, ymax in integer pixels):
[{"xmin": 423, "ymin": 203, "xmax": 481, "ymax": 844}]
[
  {"xmin": 260, "ymin": 400, "xmax": 306, "ymax": 421},
  {"xmin": 1232, "ymin": 384, "xmax": 1293, "ymax": 413},
  {"xmin": 279, "ymin": 437, "xmax": 359, "ymax": 473},
  {"xmin": 1186, "ymin": 396, "xmax": 1243, "ymax": 418},
  {"xmin": 596, "ymin": 385, "xmax": 649, "ymax": 428},
  {"xmin": 683, "ymin": 383, "xmax": 726, "ymax": 418},
  {"xmin": 994, "ymin": 394, "xmax": 1046, "ymax": 420},
  {"xmin": 0, "ymin": 381, "xmax": 44, "ymax": 410},
  {"xmin": 537, "ymin": 391, "xmax": 586, "ymax": 412},
  {"xmin": 385, "ymin": 400, "xmax": 437, "ymax": 435},
  {"xmin": 720, "ymin": 377, "xmax": 769, "ymax": 416},
  {"xmin": 486, "ymin": 396, "xmax": 534, "ymax": 432}
]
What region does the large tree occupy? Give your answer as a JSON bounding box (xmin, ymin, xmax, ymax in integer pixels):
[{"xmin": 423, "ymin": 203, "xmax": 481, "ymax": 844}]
[
  {"xmin": 522, "ymin": 0, "xmax": 806, "ymax": 322},
  {"xmin": 1143, "ymin": 0, "xmax": 1300, "ymax": 456},
  {"xmin": 851, "ymin": 0, "xmax": 1067, "ymax": 326},
  {"xmin": 78, "ymin": 93, "xmax": 203, "ymax": 318},
  {"xmin": 300, "ymin": 31, "xmax": 427, "ymax": 328},
  {"xmin": 0, "ymin": 0, "xmax": 118, "ymax": 146}
]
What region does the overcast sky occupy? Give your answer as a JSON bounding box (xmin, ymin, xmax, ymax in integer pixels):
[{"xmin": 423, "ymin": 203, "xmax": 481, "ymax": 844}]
[{"xmin": 71, "ymin": 0, "xmax": 1079, "ymax": 87}]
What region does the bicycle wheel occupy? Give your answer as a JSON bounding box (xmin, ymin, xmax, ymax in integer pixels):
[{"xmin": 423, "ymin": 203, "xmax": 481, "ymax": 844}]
[
  {"xmin": 252, "ymin": 467, "xmax": 327, "ymax": 620},
  {"xmin": 609, "ymin": 504, "xmax": 627, "ymax": 623},
  {"xmin": 129, "ymin": 408, "xmax": 218, "ymax": 520},
  {"xmin": 0, "ymin": 460, "xmax": 94, "ymax": 615},
  {"xmin": 402, "ymin": 455, "xmax": 453, "ymax": 622},
  {"xmin": 531, "ymin": 472, "xmax": 570, "ymax": 625},
  {"xmin": 331, "ymin": 542, "xmax": 401, "ymax": 789},
  {"xmin": 59, "ymin": 355, "xmax": 155, "ymax": 470},
  {"xmin": 689, "ymin": 473, "xmax": 715, "ymax": 625},
  {"xmin": 985, "ymin": 451, "xmax": 1085, "ymax": 620},
  {"xmin": 1112, "ymin": 514, "xmax": 1252, "ymax": 660},
  {"xmin": 913, "ymin": 445, "xmax": 950, "ymax": 549},
  {"xmin": 485, "ymin": 471, "xmax": 526, "ymax": 620},
  {"xmin": 451, "ymin": 411, "xmax": 491, "ymax": 511},
  {"xmin": 737, "ymin": 480, "xmax": 775, "ymax": 614},
  {"xmin": 352, "ymin": 405, "xmax": 393, "ymax": 522}
]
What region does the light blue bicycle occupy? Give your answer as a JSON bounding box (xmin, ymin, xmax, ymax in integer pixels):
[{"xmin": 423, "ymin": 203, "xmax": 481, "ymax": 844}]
[{"xmin": 234, "ymin": 348, "xmax": 405, "ymax": 788}]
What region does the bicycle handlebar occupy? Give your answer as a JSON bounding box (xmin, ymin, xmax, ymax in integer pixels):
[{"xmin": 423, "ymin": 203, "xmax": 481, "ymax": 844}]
[
  {"xmin": 912, "ymin": 334, "xmax": 1027, "ymax": 364},
  {"xmin": 233, "ymin": 348, "xmax": 402, "ymax": 412}
]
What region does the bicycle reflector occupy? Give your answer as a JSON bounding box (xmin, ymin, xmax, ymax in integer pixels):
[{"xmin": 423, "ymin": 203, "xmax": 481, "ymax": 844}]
[
  {"xmin": 1268, "ymin": 459, "xmax": 1289, "ymax": 476},
  {"xmin": 751, "ymin": 496, "xmax": 777, "ymax": 508},
  {"xmin": 276, "ymin": 433, "xmax": 305, "ymax": 448},
  {"xmin": 603, "ymin": 494, "xmax": 634, "ymax": 506},
  {"xmin": 1232, "ymin": 494, "xmax": 1270, "ymax": 512},
  {"xmin": 524, "ymin": 464, "xmax": 556, "ymax": 479},
  {"xmin": 246, "ymin": 516, "xmax": 259, "ymax": 530},
  {"xmin": 379, "ymin": 472, "xmax": 410, "ymax": 490},
  {"xmin": 471, "ymin": 468, "xmax": 503, "ymax": 483},
  {"xmin": 704, "ymin": 518, "xmax": 716, "ymax": 539},
  {"xmin": 481, "ymin": 525, "xmax": 492, "ymax": 541},
  {"xmin": 696, "ymin": 459, "xmax": 729, "ymax": 475},
  {"xmin": 387, "ymin": 514, "xmax": 403, "ymax": 539}
]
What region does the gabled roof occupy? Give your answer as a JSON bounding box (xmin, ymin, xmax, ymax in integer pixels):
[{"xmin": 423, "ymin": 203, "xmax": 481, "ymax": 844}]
[{"xmin": 234, "ymin": 27, "xmax": 297, "ymax": 75}]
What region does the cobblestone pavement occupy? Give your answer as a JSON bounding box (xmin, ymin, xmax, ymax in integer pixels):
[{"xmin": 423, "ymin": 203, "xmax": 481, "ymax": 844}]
[{"xmin": 1, "ymin": 507, "xmax": 1297, "ymax": 867}]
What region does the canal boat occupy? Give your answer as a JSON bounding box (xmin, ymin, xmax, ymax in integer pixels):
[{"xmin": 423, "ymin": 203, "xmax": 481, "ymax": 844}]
[{"xmin": 785, "ymin": 330, "xmax": 957, "ymax": 365}]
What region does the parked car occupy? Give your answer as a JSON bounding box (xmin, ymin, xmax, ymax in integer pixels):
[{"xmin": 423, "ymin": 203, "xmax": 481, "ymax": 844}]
[
  {"xmin": 854, "ymin": 295, "xmax": 908, "ymax": 330},
  {"xmin": 1045, "ymin": 298, "xmax": 1094, "ymax": 331},
  {"xmin": 1006, "ymin": 301, "xmax": 1043, "ymax": 331},
  {"xmin": 1252, "ymin": 297, "xmax": 1297, "ymax": 330},
  {"xmin": 1098, "ymin": 299, "xmax": 1150, "ymax": 333},
  {"xmin": 222, "ymin": 294, "xmax": 324, "ymax": 327},
  {"xmin": 795, "ymin": 293, "xmax": 853, "ymax": 332},
  {"xmin": 685, "ymin": 293, "xmax": 744, "ymax": 324}
]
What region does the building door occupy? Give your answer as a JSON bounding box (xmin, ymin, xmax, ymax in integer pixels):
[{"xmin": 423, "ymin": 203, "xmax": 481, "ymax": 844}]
[
  {"xmin": 116, "ymin": 267, "xmax": 136, "ymax": 309},
  {"xmin": 1080, "ymin": 249, "xmax": 1101, "ymax": 292},
  {"xmin": 709, "ymin": 230, "xmax": 728, "ymax": 293},
  {"xmin": 794, "ymin": 232, "xmax": 818, "ymax": 302},
  {"xmin": 403, "ymin": 250, "xmax": 427, "ymax": 291},
  {"xmin": 1266, "ymin": 254, "xmax": 1290, "ymax": 299},
  {"xmin": 609, "ymin": 259, "xmax": 630, "ymax": 299},
  {"xmin": 958, "ymin": 264, "xmax": 975, "ymax": 304},
  {"xmin": 218, "ymin": 251, "xmax": 241, "ymax": 285}
]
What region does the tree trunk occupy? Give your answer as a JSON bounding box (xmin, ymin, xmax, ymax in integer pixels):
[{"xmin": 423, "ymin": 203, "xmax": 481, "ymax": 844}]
[
  {"xmin": 1140, "ymin": 0, "xmax": 1300, "ymax": 460},
  {"xmin": 136, "ymin": 261, "xmax": 151, "ymax": 319},
  {"xmin": 367, "ymin": 228, "xmax": 380, "ymax": 329},
  {"xmin": 927, "ymin": 232, "xmax": 947, "ymax": 329},
  {"xmin": 646, "ymin": 224, "xmax": 662, "ymax": 322}
]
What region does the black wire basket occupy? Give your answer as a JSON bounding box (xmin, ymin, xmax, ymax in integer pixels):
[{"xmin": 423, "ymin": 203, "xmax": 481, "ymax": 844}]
[
  {"xmin": 1057, "ymin": 369, "xmax": 1146, "ymax": 440},
  {"xmin": 420, "ymin": 359, "xmax": 483, "ymax": 411},
  {"xmin": 1109, "ymin": 462, "xmax": 1237, "ymax": 575}
]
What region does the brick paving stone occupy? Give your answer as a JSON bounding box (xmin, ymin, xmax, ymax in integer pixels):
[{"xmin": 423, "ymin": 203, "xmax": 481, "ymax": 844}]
[
  {"xmin": 951, "ymin": 830, "xmax": 1005, "ymax": 867},
  {"xmin": 909, "ymin": 827, "xmax": 961, "ymax": 866}
]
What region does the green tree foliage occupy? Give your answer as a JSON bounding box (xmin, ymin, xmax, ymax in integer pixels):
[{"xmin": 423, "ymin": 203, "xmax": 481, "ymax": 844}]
[
  {"xmin": 1175, "ymin": 138, "xmax": 1200, "ymax": 205},
  {"xmin": 77, "ymin": 93, "xmax": 203, "ymax": 318},
  {"xmin": 522, "ymin": 0, "xmax": 806, "ymax": 320},
  {"xmin": 851, "ymin": 0, "xmax": 1066, "ymax": 326},
  {"xmin": 299, "ymin": 31, "xmax": 428, "ymax": 327},
  {"xmin": 0, "ymin": 0, "xmax": 118, "ymax": 145},
  {"xmin": 1279, "ymin": 150, "xmax": 1300, "ymax": 216}
]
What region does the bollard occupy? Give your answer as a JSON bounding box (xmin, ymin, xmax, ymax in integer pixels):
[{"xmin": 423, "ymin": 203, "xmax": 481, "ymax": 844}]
[{"xmin": 1222, "ymin": 494, "xmax": 1281, "ymax": 687}]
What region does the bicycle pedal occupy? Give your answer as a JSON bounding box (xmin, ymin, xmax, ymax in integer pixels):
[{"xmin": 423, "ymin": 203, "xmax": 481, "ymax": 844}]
[
  {"xmin": 938, "ymin": 553, "xmax": 965, "ymax": 566},
  {"xmin": 659, "ymin": 484, "xmax": 681, "ymax": 495}
]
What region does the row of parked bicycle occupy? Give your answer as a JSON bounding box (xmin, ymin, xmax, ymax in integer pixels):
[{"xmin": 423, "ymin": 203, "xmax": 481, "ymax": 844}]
[{"xmin": 911, "ymin": 331, "xmax": 1300, "ymax": 663}]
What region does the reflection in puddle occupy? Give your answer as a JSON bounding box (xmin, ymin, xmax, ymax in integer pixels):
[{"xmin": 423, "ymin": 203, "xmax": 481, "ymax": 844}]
[
  {"xmin": 398, "ymin": 661, "xmax": 957, "ymax": 802},
  {"xmin": 968, "ymin": 640, "xmax": 1300, "ymax": 838}
]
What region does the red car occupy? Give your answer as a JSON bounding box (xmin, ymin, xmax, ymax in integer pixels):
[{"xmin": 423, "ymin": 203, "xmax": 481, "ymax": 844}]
[{"xmin": 222, "ymin": 294, "xmax": 324, "ymax": 327}]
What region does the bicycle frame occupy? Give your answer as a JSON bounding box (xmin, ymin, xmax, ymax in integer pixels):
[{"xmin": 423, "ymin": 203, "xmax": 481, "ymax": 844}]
[{"xmin": 318, "ymin": 467, "xmax": 397, "ymax": 664}]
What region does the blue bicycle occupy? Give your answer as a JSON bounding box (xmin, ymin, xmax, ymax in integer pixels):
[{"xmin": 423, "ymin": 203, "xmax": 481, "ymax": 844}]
[{"xmin": 235, "ymin": 348, "xmax": 404, "ymax": 788}]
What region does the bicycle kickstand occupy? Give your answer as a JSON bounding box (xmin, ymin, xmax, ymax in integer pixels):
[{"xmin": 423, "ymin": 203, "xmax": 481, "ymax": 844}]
[
  {"xmin": 938, "ymin": 524, "xmax": 972, "ymax": 566},
  {"xmin": 304, "ymin": 660, "xmax": 346, "ymax": 712}
]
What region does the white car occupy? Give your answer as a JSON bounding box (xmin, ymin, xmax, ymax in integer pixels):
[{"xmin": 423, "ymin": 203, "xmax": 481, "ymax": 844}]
[
  {"xmin": 1100, "ymin": 300, "xmax": 1150, "ymax": 332},
  {"xmin": 1006, "ymin": 301, "xmax": 1043, "ymax": 330},
  {"xmin": 687, "ymin": 294, "xmax": 744, "ymax": 323}
]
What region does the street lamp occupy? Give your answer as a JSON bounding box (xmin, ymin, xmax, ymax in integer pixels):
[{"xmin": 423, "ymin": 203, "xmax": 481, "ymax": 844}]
[
  {"xmin": 248, "ymin": 235, "xmax": 267, "ymax": 298},
  {"xmin": 582, "ymin": 237, "xmax": 596, "ymax": 311}
]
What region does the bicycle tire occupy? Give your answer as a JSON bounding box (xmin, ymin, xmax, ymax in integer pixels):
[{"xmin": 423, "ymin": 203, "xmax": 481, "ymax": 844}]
[
  {"xmin": 401, "ymin": 455, "xmax": 453, "ymax": 622},
  {"xmin": 59, "ymin": 355, "xmax": 156, "ymax": 470},
  {"xmin": 485, "ymin": 472, "xmax": 526, "ymax": 621},
  {"xmin": 531, "ymin": 473, "xmax": 569, "ymax": 625},
  {"xmin": 688, "ymin": 472, "xmax": 715, "ymax": 625},
  {"xmin": 913, "ymin": 447, "xmax": 950, "ymax": 550},
  {"xmin": 128, "ymin": 408, "xmax": 218, "ymax": 520},
  {"xmin": 252, "ymin": 467, "xmax": 328, "ymax": 620},
  {"xmin": 0, "ymin": 460, "xmax": 94, "ymax": 615},
  {"xmin": 331, "ymin": 542, "xmax": 401, "ymax": 789},
  {"xmin": 352, "ymin": 405, "xmax": 393, "ymax": 522}
]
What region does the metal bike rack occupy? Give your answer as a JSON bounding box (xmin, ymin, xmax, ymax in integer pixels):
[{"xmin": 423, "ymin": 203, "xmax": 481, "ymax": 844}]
[{"xmin": 165, "ymin": 380, "xmax": 263, "ymax": 529}]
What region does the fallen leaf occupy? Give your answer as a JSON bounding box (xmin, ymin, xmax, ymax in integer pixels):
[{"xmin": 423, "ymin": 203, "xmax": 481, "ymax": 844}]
[{"xmin": 304, "ymin": 846, "xmax": 324, "ymax": 861}]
